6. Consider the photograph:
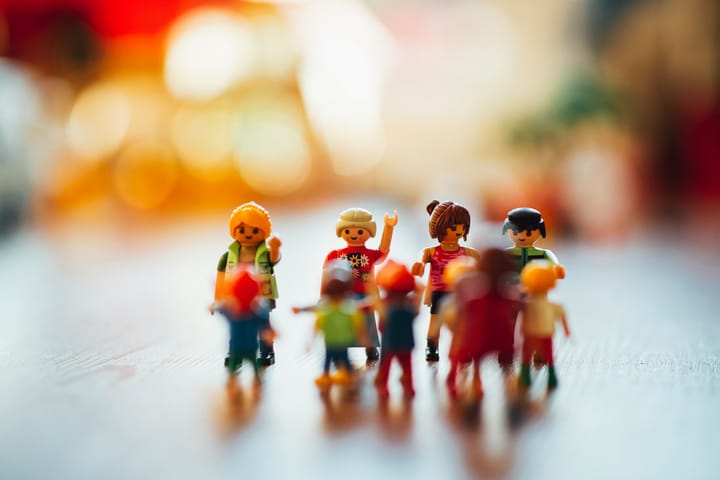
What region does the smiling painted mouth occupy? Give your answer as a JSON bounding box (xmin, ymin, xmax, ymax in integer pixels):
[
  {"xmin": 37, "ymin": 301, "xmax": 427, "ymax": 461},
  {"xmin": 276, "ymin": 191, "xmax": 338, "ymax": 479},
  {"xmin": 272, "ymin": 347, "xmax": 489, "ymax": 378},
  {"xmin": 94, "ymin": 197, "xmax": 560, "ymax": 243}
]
[{"xmin": 350, "ymin": 237, "xmax": 358, "ymax": 240}]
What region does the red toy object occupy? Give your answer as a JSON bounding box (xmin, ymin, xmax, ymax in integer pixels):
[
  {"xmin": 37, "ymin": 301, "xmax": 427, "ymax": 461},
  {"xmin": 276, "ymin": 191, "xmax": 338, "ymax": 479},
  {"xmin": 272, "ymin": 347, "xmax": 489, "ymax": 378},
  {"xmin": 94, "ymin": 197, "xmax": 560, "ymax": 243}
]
[
  {"xmin": 373, "ymin": 261, "xmax": 422, "ymax": 399},
  {"xmin": 445, "ymin": 249, "xmax": 520, "ymax": 398}
]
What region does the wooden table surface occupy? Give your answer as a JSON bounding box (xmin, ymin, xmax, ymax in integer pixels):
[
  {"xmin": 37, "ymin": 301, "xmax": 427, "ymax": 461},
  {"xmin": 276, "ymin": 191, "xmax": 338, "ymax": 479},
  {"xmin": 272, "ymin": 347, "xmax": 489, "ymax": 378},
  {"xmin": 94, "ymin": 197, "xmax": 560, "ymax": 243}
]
[{"xmin": 1, "ymin": 198, "xmax": 719, "ymax": 480}]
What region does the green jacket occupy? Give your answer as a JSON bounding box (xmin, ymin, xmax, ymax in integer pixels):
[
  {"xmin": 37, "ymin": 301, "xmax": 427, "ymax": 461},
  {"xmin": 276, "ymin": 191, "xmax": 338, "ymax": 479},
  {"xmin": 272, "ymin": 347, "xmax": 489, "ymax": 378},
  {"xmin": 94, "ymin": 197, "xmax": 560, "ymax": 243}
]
[
  {"xmin": 223, "ymin": 240, "xmax": 278, "ymax": 300},
  {"xmin": 506, "ymin": 245, "xmax": 559, "ymax": 273}
]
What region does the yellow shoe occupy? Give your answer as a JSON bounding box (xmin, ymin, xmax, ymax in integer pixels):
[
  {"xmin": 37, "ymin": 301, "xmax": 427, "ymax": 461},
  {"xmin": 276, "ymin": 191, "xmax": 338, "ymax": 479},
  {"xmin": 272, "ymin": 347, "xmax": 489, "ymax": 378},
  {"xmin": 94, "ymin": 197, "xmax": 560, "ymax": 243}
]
[
  {"xmin": 331, "ymin": 368, "xmax": 352, "ymax": 385},
  {"xmin": 315, "ymin": 374, "xmax": 332, "ymax": 387}
]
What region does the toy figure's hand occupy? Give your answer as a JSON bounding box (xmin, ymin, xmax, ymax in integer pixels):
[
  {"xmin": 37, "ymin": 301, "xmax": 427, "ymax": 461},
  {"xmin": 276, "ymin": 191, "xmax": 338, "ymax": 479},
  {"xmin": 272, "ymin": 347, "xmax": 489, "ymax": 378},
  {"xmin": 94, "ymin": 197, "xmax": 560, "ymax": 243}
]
[
  {"xmin": 209, "ymin": 304, "xmax": 215, "ymax": 315},
  {"xmin": 268, "ymin": 236, "xmax": 282, "ymax": 251},
  {"xmin": 384, "ymin": 211, "xmax": 398, "ymax": 227},
  {"xmin": 554, "ymin": 264, "xmax": 566, "ymax": 279},
  {"xmin": 260, "ymin": 329, "xmax": 277, "ymax": 343},
  {"xmin": 291, "ymin": 306, "xmax": 302, "ymax": 314},
  {"xmin": 411, "ymin": 262, "xmax": 424, "ymax": 276}
]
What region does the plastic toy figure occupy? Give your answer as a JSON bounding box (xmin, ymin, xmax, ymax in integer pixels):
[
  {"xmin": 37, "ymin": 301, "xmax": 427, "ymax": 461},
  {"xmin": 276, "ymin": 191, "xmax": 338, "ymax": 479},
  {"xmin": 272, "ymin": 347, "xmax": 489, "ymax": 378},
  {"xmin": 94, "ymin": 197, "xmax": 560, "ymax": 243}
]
[
  {"xmin": 214, "ymin": 202, "xmax": 281, "ymax": 366},
  {"xmin": 517, "ymin": 260, "xmax": 570, "ymax": 391},
  {"xmin": 444, "ymin": 249, "xmax": 521, "ymax": 398},
  {"xmin": 503, "ymin": 207, "xmax": 565, "ymax": 280},
  {"xmin": 411, "ymin": 200, "xmax": 481, "ymax": 361},
  {"xmin": 211, "ymin": 268, "xmax": 275, "ymax": 396},
  {"xmin": 324, "ymin": 207, "xmax": 398, "ymax": 364},
  {"xmin": 293, "ymin": 261, "xmax": 367, "ymax": 389},
  {"xmin": 373, "ymin": 261, "xmax": 423, "ymax": 399}
]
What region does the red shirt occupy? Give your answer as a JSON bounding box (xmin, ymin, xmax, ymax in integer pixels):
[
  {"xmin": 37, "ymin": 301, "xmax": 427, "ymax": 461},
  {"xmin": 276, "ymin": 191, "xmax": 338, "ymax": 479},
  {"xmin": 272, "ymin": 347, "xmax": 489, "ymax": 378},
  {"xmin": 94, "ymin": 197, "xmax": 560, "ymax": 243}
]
[
  {"xmin": 325, "ymin": 246, "xmax": 386, "ymax": 294},
  {"xmin": 430, "ymin": 246, "xmax": 466, "ymax": 292}
]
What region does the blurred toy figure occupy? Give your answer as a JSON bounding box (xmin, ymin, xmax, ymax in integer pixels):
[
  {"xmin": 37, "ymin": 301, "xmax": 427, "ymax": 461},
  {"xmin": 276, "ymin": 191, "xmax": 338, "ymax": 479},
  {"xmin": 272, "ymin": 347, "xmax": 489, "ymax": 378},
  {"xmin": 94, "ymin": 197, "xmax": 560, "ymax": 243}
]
[
  {"xmin": 412, "ymin": 200, "xmax": 481, "ymax": 361},
  {"xmin": 517, "ymin": 261, "xmax": 570, "ymax": 391},
  {"xmin": 214, "ymin": 202, "xmax": 281, "ymax": 366},
  {"xmin": 294, "ymin": 261, "xmax": 367, "ymax": 388},
  {"xmin": 324, "ymin": 208, "xmax": 398, "ymax": 364},
  {"xmin": 443, "ymin": 249, "xmax": 521, "ymax": 398},
  {"xmin": 373, "ymin": 261, "xmax": 423, "ymax": 399},
  {"xmin": 211, "ymin": 269, "xmax": 274, "ymax": 395},
  {"xmin": 503, "ymin": 207, "xmax": 565, "ymax": 280}
]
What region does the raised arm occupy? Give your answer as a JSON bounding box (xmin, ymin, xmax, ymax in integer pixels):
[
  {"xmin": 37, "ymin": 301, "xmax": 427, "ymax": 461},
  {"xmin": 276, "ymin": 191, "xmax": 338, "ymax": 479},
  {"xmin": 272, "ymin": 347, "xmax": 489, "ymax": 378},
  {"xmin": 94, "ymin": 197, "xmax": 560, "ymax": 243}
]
[
  {"xmin": 378, "ymin": 211, "xmax": 398, "ymax": 254},
  {"xmin": 267, "ymin": 235, "xmax": 282, "ymax": 264}
]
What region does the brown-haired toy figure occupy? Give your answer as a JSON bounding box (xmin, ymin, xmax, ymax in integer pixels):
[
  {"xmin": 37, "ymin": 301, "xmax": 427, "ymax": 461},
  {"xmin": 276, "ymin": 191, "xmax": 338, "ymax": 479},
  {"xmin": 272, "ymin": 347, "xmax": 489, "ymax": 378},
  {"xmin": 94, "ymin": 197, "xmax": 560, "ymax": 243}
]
[
  {"xmin": 411, "ymin": 200, "xmax": 481, "ymax": 361},
  {"xmin": 213, "ymin": 202, "xmax": 281, "ymax": 366}
]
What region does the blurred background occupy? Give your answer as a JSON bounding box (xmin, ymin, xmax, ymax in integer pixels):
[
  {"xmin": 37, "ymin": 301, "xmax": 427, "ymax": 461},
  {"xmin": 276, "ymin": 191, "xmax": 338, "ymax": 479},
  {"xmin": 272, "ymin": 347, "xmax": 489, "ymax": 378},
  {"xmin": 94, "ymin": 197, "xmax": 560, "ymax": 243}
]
[
  {"xmin": 2, "ymin": 1, "xmax": 720, "ymax": 479},
  {"xmin": 0, "ymin": 0, "xmax": 717, "ymax": 236}
]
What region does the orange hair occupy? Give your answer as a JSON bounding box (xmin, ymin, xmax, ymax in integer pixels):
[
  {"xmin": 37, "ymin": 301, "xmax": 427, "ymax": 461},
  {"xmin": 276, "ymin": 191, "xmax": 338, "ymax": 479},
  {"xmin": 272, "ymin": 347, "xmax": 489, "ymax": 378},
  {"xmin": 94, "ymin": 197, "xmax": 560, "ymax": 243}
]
[{"xmin": 228, "ymin": 202, "xmax": 272, "ymax": 238}]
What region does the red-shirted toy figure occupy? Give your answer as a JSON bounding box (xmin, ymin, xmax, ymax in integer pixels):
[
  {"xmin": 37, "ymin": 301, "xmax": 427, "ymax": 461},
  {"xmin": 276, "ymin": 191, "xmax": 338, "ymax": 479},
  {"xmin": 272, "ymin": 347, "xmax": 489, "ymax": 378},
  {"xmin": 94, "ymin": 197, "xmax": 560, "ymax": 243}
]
[
  {"xmin": 324, "ymin": 207, "xmax": 398, "ymax": 364},
  {"xmin": 443, "ymin": 249, "xmax": 521, "ymax": 398},
  {"xmin": 411, "ymin": 200, "xmax": 481, "ymax": 361}
]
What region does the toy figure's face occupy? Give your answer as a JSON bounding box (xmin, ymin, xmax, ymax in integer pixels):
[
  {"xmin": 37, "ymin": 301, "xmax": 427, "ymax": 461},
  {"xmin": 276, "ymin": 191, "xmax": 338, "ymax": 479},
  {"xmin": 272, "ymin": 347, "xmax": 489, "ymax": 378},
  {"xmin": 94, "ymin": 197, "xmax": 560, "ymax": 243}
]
[
  {"xmin": 441, "ymin": 224, "xmax": 466, "ymax": 243},
  {"xmin": 507, "ymin": 228, "xmax": 541, "ymax": 248},
  {"xmin": 340, "ymin": 227, "xmax": 371, "ymax": 246},
  {"xmin": 233, "ymin": 223, "xmax": 266, "ymax": 247}
]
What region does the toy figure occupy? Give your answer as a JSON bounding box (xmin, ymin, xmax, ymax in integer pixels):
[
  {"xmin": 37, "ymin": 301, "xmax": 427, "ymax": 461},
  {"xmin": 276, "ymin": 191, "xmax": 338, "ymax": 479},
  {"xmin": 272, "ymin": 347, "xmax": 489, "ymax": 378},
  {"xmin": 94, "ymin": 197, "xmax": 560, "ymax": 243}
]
[
  {"xmin": 443, "ymin": 249, "xmax": 521, "ymax": 398},
  {"xmin": 293, "ymin": 261, "xmax": 367, "ymax": 389},
  {"xmin": 373, "ymin": 261, "xmax": 423, "ymax": 399},
  {"xmin": 324, "ymin": 207, "xmax": 398, "ymax": 364},
  {"xmin": 211, "ymin": 268, "xmax": 275, "ymax": 395},
  {"xmin": 517, "ymin": 260, "xmax": 570, "ymax": 391},
  {"xmin": 411, "ymin": 200, "xmax": 481, "ymax": 361},
  {"xmin": 503, "ymin": 207, "xmax": 565, "ymax": 280},
  {"xmin": 214, "ymin": 202, "xmax": 281, "ymax": 366}
]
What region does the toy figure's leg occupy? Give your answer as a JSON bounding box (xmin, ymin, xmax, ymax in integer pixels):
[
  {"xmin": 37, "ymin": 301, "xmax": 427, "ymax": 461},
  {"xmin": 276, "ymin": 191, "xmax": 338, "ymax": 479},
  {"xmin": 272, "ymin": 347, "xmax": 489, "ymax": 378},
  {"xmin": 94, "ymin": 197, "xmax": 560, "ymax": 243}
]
[
  {"xmin": 543, "ymin": 339, "xmax": 558, "ymax": 390},
  {"xmin": 425, "ymin": 334, "xmax": 440, "ymax": 362},
  {"xmin": 397, "ymin": 352, "xmax": 414, "ymax": 397},
  {"xmin": 225, "ymin": 353, "xmax": 241, "ymax": 393},
  {"xmin": 519, "ymin": 338, "xmax": 536, "ymax": 388},
  {"xmin": 374, "ymin": 351, "xmax": 392, "ymax": 397},
  {"xmin": 315, "ymin": 348, "xmax": 333, "ymax": 386},
  {"xmin": 471, "ymin": 359, "xmax": 483, "ymax": 397},
  {"xmin": 331, "ymin": 349, "xmax": 352, "ymax": 384},
  {"xmin": 446, "ymin": 357, "xmax": 459, "ymax": 397},
  {"xmin": 365, "ymin": 310, "xmax": 380, "ymax": 364},
  {"xmin": 258, "ymin": 339, "xmax": 275, "ymax": 366}
]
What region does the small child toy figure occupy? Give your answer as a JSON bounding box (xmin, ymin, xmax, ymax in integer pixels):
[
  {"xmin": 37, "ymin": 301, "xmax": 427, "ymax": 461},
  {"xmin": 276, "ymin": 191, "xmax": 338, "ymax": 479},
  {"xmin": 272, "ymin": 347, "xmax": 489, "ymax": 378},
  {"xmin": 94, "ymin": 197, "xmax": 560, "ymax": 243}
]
[
  {"xmin": 214, "ymin": 202, "xmax": 281, "ymax": 366},
  {"xmin": 324, "ymin": 207, "xmax": 398, "ymax": 364},
  {"xmin": 411, "ymin": 200, "xmax": 481, "ymax": 361},
  {"xmin": 373, "ymin": 260, "xmax": 423, "ymax": 399},
  {"xmin": 211, "ymin": 268, "xmax": 274, "ymax": 395},
  {"xmin": 517, "ymin": 260, "xmax": 570, "ymax": 391},
  {"xmin": 503, "ymin": 207, "xmax": 565, "ymax": 280},
  {"xmin": 444, "ymin": 249, "xmax": 521, "ymax": 398},
  {"xmin": 294, "ymin": 261, "xmax": 367, "ymax": 388}
]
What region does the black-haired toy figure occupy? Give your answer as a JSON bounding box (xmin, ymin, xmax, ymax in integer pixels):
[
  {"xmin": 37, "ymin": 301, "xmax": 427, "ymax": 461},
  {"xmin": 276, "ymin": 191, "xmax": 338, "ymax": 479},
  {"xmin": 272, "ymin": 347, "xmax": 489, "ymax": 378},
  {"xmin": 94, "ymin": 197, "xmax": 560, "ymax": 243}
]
[
  {"xmin": 503, "ymin": 207, "xmax": 565, "ymax": 280},
  {"xmin": 324, "ymin": 207, "xmax": 398, "ymax": 364},
  {"xmin": 373, "ymin": 261, "xmax": 423, "ymax": 399},
  {"xmin": 412, "ymin": 200, "xmax": 481, "ymax": 361},
  {"xmin": 517, "ymin": 261, "xmax": 570, "ymax": 391},
  {"xmin": 293, "ymin": 261, "xmax": 368, "ymax": 389},
  {"xmin": 211, "ymin": 269, "xmax": 275, "ymax": 396},
  {"xmin": 214, "ymin": 202, "xmax": 281, "ymax": 366}
]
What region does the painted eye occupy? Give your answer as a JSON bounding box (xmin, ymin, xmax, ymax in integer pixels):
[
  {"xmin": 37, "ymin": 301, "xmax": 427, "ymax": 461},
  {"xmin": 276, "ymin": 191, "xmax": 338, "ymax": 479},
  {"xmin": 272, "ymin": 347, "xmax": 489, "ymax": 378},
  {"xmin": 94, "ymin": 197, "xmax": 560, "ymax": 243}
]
[
  {"xmin": 450, "ymin": 225, "xmax": 457, "ymax": 231},
  {"xmin": 345, "ymin": 229, "xmax": 350, "ymax": 235},
  {"xmin": 239, "ymin": 227, "xmax": 245, "ymax": 234},
  {"xmin": 358, "ymin": 229, "xmax": 364, "ymax": 235},
  {"xmin": 253, "ymin": 228, "xmax": 259, "ymax": 234}
]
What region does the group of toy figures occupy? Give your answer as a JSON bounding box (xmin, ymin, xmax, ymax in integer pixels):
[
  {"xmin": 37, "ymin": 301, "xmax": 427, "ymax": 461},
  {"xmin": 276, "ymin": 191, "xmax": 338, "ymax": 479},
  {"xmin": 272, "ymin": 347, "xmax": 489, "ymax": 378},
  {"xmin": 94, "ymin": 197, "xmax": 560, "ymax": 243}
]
[{"xmin": 210, "ymin": 201, "xmax": 570, "ymax": 399}]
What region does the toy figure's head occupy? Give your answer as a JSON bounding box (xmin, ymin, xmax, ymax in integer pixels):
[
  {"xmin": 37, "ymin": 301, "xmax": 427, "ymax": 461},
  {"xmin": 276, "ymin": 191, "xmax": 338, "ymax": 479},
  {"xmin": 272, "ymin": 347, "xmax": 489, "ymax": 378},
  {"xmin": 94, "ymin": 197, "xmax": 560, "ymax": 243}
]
[
  {"xmin": 520, "ymin": 260, "xmax": 556, "ymax": 294},
  {"xmin": 229, "ymin": 202, "xmax": 272, "ymax": 247},
  {"xmin": 376, "ymin": 260, "xmax": 416, "ymax": 295},
  {"xmin": 426, "ymin": 200, "xmax": 470, "ymax": 243},
  {"xmin": 442, "ymin": 256, "xmax": 477, "ymax": 289},
  {"xmin": 223, "ymin": 268, "xmax": 262, "ymax": 311},
  {"xmin": 502, "ymin": 207, "xmax": 546, "ymax": 248},
  {"xmin": 335, "ymin": 208, "xmax": 377, "ymax": 246},
  {"xmin": 321, "ymin": 260, "xmax": 354, "ymax": 298}
]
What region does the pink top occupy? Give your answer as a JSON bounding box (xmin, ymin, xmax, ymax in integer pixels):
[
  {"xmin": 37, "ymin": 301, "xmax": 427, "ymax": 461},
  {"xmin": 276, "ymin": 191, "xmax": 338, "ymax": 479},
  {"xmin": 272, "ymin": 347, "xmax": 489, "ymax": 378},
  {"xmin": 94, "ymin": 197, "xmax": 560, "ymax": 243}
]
[
  {"xmin": 325, "ymin": 246, "xmax": 386, "ymax": 294},
  {"xmin": 430, "ymin": 246, "xmax": 466, "ymax": 292}
]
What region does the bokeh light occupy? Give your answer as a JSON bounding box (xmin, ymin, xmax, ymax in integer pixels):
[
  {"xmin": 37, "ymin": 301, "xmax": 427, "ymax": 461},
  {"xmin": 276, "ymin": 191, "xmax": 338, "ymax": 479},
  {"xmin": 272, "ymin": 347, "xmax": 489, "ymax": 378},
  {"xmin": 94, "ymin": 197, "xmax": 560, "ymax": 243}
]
[
  {"xmin": 164, "ymin": 9, "xmax": 256, "ymax": 101},
  {"xmin": 66, "ymin": 82, "xmax": 132, "ymax": 164},
  {"xmin": 113, "ymin": 141, "xmax": 178, "ymax": 209}
]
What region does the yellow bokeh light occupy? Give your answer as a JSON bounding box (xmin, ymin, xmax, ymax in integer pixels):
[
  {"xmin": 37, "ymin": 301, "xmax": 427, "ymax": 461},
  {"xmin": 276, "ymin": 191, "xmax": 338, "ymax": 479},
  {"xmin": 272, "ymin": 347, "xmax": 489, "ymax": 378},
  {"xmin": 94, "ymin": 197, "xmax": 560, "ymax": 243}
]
[
  {"xmin": 233, "ymin": 113, "xmax": 311, "ymax": 196},
  {"xmin": 113, "ymin": 141, "xmax": 179, "ymax": 210},
  {"xmin": 164, "ymin": 9, "xmax": 256, "ymax": 101},
  {"xmin": 170, "ymin": 104, "xmax": 234, "ymax": 181},
  {"xmin": 66, "ymin": 82, "xmax": 132, "ymax": 163}
]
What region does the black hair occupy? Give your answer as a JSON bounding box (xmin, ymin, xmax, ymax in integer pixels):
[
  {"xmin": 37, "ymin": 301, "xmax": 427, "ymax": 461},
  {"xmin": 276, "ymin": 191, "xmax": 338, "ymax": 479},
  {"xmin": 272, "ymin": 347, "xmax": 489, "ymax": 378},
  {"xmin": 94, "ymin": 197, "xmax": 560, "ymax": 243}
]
[{"xmin": 502, "ymin": 207, "xmax": 546, "ymax": 237}]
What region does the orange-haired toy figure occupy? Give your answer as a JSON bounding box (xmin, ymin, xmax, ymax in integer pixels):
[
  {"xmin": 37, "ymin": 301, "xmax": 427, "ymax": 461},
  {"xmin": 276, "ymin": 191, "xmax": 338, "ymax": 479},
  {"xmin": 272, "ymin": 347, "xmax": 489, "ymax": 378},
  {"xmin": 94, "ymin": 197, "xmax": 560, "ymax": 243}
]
[
  {"xmin": 211, "ymin": 269, "xmax": 275, "ymax": 395},
  {"xmin": 214, "ymin": 202, "xmax": 281, "ymax": 366},
  {"xmin": 517, "ymin": 260, "xmax": 570, "ymax": 391},
  {"xmin": 324, "ymin": 207, "xmax": 398, "ymax": 364},
  {"xmin": 412, "ymin": 200, "xmax": 481, "ymax": 361},
  {"xmin": 373, "ymin": 261, "xmax": 423, "ymax": 399},
  {"xmin": 444, "ymin": 249, "xmax": 521, "ymax": 398}
]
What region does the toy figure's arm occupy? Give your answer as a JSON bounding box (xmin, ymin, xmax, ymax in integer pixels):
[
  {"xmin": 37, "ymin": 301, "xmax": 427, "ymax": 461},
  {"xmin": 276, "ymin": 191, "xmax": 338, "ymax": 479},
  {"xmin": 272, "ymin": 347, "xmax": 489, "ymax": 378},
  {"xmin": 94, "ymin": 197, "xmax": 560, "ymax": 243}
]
[
  {"xmin": 378, "ymin": 211, "xmax": 398, "ymax": 254},
  {"xmin": 213, "ymin": 270, "xmax": 225, "ymax": 304},
  {"xmin": 559, "ymin": 307, "xmax": 570, "ymax": 337},
  {"xmin": 410, "ymin": 281, "xmax": 425, "ymax": 311},
  {"xmin": 411, "ymin": 247, "xmax": 433, "ymax": 276},
  {"xmin": 292, "ymin": 305, "xmax": 318, "ymax": 314},
  {"xmin": 544, "ymin": 249, "xmax": 565, "ymax": 279},
  {"xmin": 267, "ymin": 236, "xmax": 282, "ymax": 264}
]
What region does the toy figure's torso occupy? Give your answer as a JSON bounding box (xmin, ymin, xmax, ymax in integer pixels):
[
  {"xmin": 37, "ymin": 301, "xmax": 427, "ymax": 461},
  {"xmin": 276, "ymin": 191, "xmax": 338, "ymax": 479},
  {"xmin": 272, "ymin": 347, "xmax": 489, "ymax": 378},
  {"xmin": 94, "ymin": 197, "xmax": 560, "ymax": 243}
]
[
  {"xmin": 429, "ymin": 246, "xmax": 467, "ymax": 292},
  {"xmin": 325, "ymin": 246, "xmax": 385, "ymax": 295},
  {"xmin": 520, "ymin": 296, "xmax": 564, "ymax": 337}
]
